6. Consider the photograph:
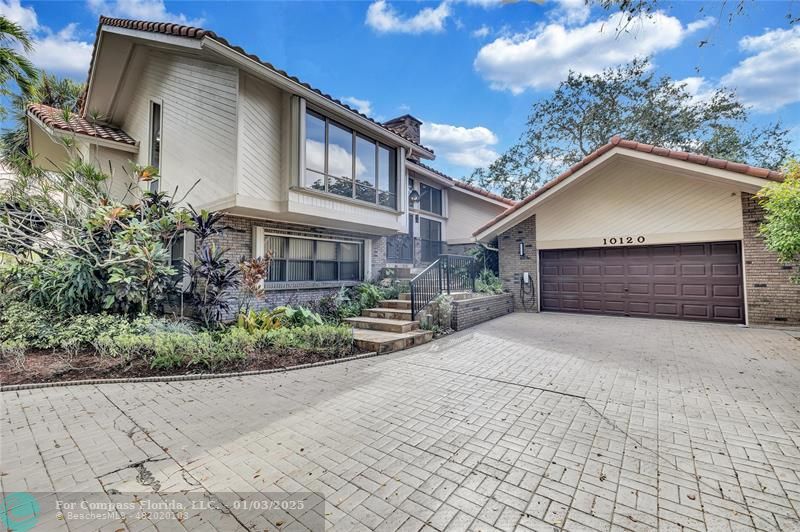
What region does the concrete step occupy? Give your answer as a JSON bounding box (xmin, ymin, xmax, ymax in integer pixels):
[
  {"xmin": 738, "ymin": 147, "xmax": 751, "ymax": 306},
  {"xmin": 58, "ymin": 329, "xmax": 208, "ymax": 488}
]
[
  {"xmin": 363, "ymin": 308, "xmax": 413, "ymax": 320},
  {"xmin": 379, "ymin": 299, "xmax": 411, "ymax": 310},
  {"xmin": 397, "ymin": 291, "xmax": 474, "ymax": 302},
  {"xmin": 353, "ymin": 328, "xmax": 433, "ymax": 354},
  {"xmin": 344, "ymin": 316, "xmax": 419, "ymax": 333}
]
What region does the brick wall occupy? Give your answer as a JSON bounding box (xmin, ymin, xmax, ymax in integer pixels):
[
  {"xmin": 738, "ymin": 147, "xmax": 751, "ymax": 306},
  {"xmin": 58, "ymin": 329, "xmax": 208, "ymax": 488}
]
[
  {"xmin": 197, "ymin": 215, "xmax": 376, "ymax": 318},
  {"xmin": 741, "ymin": 193, "xmax": 800, "ymax": 326},
  {"xmin": 498, "ymin": 215, "xmax": 538, "ymax": 311},
  {"xmin": 371, "ymin": 236, "xmax": 387, "ymax": 278},
  {"xmin": 451, "ymin": 293, "xmax": 514, "ymax": 330}
]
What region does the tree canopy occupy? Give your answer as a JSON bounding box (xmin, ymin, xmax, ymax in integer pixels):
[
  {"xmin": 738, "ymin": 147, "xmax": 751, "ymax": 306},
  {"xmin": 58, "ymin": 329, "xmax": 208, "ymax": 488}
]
[
  {"xmin": 469, "ymin": 58, "xmax": 795, "ymax": 200},
  {"xmin": 757, "ymin": 160, "xmax": 800, "ymax": 283}
]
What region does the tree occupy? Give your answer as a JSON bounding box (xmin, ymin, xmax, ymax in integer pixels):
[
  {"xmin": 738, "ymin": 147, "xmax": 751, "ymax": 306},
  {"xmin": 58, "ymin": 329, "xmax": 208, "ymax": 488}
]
[
  {"xmin": 757, "ymin": 160, "xmax": 800, "ymax": 283},
  {"xmin": 1, "ymin": 71, "xmax": 85, "ymax": 171},
  {"xmin": 469, "ymin": 59, "xmax": 794, "ymax": 199},
  {"xmin": 0, "ymin": 17, "xmax": 36, "ymax": 111},
  {"xmin": 595, "ymin": 0, "xmax": 797, "ymax": 29}
]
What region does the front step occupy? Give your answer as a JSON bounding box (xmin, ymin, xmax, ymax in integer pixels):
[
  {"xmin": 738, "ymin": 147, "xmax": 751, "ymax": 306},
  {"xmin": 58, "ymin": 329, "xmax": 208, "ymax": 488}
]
[
  {"xmin": 363, "ymin": 308, "xmax": 413, "ymax": 320},
  {"xmin": 344, "ymin": 316, "xmax": 419, "ymax": 333},
  {"xmin": 397, "ymin": 291, "xmax": 474, "ymax": 301},
  {"xmin": 380, "ymin": 299, "xmax": 411, "ymax": 310},
  {"xmin": 353, "ymin": 329, "xmax": 433, "ymax": 354}
]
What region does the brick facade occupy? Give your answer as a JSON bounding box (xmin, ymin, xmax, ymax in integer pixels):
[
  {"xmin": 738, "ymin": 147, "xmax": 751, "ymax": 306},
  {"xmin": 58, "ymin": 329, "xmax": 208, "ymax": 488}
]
[
  {"xmin": 198, "ymin": 215, "xmax": 382, "ymax": 318},
  {"xmin": 498, "ymin": 215, "xmax": 538, "ymax": 311},
  {"xmin": 741, "ymin": 193, "xmax": 800, "ymax": 326},
  {"xmin": 451, "ymin": 293, "xmax": 514, "ymax": 331}
]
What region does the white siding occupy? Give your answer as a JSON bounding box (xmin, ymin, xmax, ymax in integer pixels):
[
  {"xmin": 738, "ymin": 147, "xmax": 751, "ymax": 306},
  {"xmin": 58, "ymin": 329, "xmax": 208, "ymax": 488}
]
[
  {"xmin": 89, "ymin": 145, "xmax": 137, "ymax": 201},
  {"xmin": 447, "ymin": 189, "xmax": 507, "ymax": 244},
  {"xmin": 535, "ymin": 160, "xmax": 744, "ymax": 249},
  {"xmin": 237, "ymin": 73, "xmax": 283, "ymax": 201},
  {"xmin": 122, "ymin": 49, "xmax": 238, "ymax": 205}
]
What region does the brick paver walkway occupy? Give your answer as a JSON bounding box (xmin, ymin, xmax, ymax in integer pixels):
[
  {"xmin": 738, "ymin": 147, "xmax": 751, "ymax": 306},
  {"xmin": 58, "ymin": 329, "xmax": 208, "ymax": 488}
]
[{"xmin": 3, "ymin": 313, "xmax": 800, "ymax": 531}]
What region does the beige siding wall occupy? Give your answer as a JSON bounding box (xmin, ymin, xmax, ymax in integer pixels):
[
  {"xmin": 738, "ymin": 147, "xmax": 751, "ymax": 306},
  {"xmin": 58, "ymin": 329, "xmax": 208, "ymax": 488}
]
[
  {"xmin": 121, "ymin": 49, "xmax": 238, "ymax": 206},
  {"xmin": 535, "ymin": 162, "xmax": 744, "ymax": 249},
  {"xmin": 87, "ymin": 145, "xmax": 137, "ymax": 201},
  {"xmin": 447, "ymin": 189, "xmax": 507, "ymax": 244},
  {"xmin": 237, "ymin": 73, "xmax": 283, "ymax": 202}
]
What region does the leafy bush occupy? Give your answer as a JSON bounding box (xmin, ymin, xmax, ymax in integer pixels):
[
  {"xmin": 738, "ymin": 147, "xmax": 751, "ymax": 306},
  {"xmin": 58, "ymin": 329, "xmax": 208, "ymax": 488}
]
[
  {"xmin": 423, "ymin": 294, "xmax": 453, "ymax": 331},
  {"xmin": 94, "ymin": 333, "xmax": 154, "ymax": 361},
  {"xmin": 278, "ymin": 305, "xmax": 323, "ymax": 327},
  {"xmin": 757, "ymin": 159, "xmax": 800, "ymax": 282},
  {"xmin": 475, "ymin": 269, "xmax": 504, "ymax": 294},
  {"xmin": 257, "ymin": 324, "xmax": 353, "ymax": 357},
  {"xmin": 236, "ymin": 308, "xmax": 284, "ymax": 332}
]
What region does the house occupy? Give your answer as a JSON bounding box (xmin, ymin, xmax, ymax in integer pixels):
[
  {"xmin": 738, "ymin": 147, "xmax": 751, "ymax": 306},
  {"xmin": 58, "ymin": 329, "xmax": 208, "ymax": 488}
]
[
  {"xmin": 474, "ymin": 136, "xmax": 800, "ymax": 326},
  {"xmin": 26, "ymin": 16, "xmax": 513, "ymax": 309}
]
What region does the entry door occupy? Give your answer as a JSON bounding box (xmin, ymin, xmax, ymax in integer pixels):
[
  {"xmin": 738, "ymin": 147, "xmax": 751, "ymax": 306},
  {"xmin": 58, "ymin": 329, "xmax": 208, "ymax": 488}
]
[{"xmin": 539, "ymin": 242, "xmax": 745, "ymax": 323}]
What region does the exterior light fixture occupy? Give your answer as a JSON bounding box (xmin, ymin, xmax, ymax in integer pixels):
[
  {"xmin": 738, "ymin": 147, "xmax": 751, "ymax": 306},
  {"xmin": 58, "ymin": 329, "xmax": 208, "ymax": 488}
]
[
  {"xmin": 409, "ymin": 189, "xmax": 420, "ymax": 205},
  {"xmin": 519, "ymin": 241, "xmax": 525, "ymax": 257}
]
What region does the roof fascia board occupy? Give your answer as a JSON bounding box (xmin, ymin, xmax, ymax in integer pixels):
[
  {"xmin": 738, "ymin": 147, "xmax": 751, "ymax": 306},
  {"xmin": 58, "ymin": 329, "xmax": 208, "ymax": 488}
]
[
  {"xmin": 102, "ymin": 25, "xmax": 204, "ymax": 50},
  {"xmin": 407, "ymin": 161, "xmax": 454, "ymax": 187},
  {"xmin": 202, "ymin": 37, "xmax": 434, "ymax": 158},
  {"xmin": 450, "ymin": 184, "xmax": 512, "ymax": 208}
]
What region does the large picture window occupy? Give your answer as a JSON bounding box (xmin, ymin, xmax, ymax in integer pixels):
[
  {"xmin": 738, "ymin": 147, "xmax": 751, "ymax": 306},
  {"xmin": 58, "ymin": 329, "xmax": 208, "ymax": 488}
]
[
  {"xmin": 265, "ymin": 234, "xmax": 363, "ymax": 283},
  {"xmin": 419, "ymin": 183, "xmax": 442, "ymax": 215},
  {"xmin": 304, "ymin": 109, "xmax": 397, "ymax": 209}
]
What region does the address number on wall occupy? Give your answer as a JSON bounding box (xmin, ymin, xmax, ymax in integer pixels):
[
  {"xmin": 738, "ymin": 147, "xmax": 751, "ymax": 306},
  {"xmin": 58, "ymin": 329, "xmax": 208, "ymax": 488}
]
[{"xmin": 603, "ymin": 236, "xmax": 646, "ymax": 246}]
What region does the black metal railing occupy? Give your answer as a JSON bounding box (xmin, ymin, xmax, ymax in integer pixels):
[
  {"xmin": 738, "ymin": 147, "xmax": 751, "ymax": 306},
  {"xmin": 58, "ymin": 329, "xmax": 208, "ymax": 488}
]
[{"xmin": 410, "ymin": 254, "xmax": 478, "ymax": 318}]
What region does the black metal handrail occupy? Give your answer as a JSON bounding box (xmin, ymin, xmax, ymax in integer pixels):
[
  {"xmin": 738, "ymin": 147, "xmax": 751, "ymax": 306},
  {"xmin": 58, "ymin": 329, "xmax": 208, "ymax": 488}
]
[{"xmin": 410, "ymin": 254, "xmax": 478, "ymax": 318}]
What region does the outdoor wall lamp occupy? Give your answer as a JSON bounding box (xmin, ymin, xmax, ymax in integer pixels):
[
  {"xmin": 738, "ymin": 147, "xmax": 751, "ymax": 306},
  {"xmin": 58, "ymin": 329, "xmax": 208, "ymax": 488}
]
[
  {"xmin": 519, "ymin": 241, "xmax": 525, "ymax": 257},
  {"xmin": 408, "ymin": 189, "xmax": 420, "ymax": 205}
]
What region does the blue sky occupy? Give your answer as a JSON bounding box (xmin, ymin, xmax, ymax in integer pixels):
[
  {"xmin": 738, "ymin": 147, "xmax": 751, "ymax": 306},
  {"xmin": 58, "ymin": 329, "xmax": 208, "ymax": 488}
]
[{"xmin": 4, "ymin": 0, "xmax": 799, "ymax": 179}]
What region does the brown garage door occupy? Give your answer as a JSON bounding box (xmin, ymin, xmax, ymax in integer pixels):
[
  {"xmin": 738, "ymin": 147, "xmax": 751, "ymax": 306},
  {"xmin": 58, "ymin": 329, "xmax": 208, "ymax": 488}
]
[{"xmin": 540, "ymin": 242, "xmax": 744, "ymax": 323}]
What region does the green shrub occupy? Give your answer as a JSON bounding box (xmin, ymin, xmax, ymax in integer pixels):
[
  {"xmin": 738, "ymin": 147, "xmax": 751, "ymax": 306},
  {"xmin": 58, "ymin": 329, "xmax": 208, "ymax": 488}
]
[
  {"xmin": 95, "ymin": 333, "xmax": 155, "ymax": 361},
  {"xmin": 236, "ymin": 309, "xmax": 283, "ymax": 332},
  {"xmin": 475, "ymin": 269, "xmax": 504, "ymax": 294},
  {"xmin": 260, "ymin": 324, "xmax": 353, "ymax": 357},
  {"xmin": 278, "ymin": 305, "xmax": 323, "ymax": 327}
]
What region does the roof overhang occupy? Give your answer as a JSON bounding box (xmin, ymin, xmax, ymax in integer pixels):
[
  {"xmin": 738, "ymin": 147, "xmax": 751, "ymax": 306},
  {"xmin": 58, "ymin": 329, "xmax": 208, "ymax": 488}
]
[
  {"xmin": 407, "ymin": 160, "xmax": 455, "ymax": 187},
  {"xmin": 474, "ymin": 148, "xmax": 776, "ymax": 242},
  {"xmin": 26, "ymin": 111, "xmax": 139, "ymax": 153}
]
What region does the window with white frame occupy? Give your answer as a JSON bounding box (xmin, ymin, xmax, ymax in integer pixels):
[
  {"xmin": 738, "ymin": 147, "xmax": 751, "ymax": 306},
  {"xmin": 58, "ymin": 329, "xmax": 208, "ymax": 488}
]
[
  {"xmin": 148, "ymin": 101, "xmax": 162, "ymax": 193},
  {"xmin": 304, "ymin": 108, "xmax": 397, "ymax": 209},
  {"xmin": 419, "ymin": 182, "xmax": 442, "ymax": 215},
  {"xmin": 265, "ymin": 234, "xmax": 363, "ymax": 283}
]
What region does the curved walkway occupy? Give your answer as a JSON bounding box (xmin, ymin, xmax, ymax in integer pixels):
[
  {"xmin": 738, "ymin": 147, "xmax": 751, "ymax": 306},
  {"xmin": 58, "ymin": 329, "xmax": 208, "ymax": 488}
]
[{"xmin": 3, "ymin": 313, "xmax": 800, "ymax": 531}]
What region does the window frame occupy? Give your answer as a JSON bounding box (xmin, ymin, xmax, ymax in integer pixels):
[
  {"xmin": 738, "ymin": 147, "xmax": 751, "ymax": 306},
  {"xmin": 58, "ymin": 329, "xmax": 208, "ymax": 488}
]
[
  {"xmin": 263, "ymin": 232, "xmax": 364, "ymax": 284},
  {"xmin": 148, "ymin": 100, "xmax": 163, "ymax": 193},
  {"xmin": 303, "ymin": 107, "xmax": 398, "ymax": 210},
  {"xmin": 419, "ymin": 182, "xmax": 443, "ymax": 215}
]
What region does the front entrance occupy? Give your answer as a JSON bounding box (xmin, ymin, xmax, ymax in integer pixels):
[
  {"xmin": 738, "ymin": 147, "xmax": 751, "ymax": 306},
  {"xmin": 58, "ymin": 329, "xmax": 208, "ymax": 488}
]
[{"xmin": 539, "ymin": 241, "xmax": 745, "ymax": 323}]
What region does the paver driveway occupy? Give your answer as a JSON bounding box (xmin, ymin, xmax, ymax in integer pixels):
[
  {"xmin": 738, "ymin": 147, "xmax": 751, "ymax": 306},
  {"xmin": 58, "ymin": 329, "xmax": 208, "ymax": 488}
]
[{"xmin": 3, "ymin": 313, "xmax": 800, "ymax": 531}]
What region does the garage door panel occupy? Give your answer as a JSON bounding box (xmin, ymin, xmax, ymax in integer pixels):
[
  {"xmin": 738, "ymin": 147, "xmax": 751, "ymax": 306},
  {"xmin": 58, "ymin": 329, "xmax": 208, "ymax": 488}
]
[{"xmin": 540, "ymin": 241, "xmax": 744, "ymax": 323}]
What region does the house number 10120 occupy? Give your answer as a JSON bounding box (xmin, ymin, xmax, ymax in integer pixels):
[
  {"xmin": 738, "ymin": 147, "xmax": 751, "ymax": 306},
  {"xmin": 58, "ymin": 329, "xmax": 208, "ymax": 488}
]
[{"xmin": 603, "ymin": 236, "xmax": 646, "ymax": 245}]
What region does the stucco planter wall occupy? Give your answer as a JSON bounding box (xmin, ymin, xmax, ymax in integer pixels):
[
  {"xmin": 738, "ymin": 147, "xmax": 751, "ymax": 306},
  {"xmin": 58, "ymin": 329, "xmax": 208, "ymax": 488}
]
[{"xmin": 451, "ymin": 293, "xmax": 514, "ymax": 331}]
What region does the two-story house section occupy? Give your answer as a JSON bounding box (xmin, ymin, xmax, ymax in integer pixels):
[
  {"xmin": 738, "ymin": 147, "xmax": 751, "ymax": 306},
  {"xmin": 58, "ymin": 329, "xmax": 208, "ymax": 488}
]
[{"xmin": 26, "ymin": 17, "xmax": 513, "ymax": 307}]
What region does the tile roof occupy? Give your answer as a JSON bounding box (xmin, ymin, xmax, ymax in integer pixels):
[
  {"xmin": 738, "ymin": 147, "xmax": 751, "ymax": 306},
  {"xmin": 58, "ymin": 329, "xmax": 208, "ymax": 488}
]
[
  {"xmin": 27, "ymin": 103, "xmax": 136, "ymax": 147},
  {"xmin": 410, "ymin": 161, "xmax": 516, "ymax": 206},
  {"xmin": 92, "ymin": 16, "xmax": 434, "ymax": 155},
  {"xmin": 473, "ymin": 135, "xmax": 785, "ymax": 237}
]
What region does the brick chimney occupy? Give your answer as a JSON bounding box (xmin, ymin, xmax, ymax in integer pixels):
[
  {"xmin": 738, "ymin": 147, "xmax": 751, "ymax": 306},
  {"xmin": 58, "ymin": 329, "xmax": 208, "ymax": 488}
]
[{"xmin": 383, "ymin": 114, "xmax": 422, "ymax": 148}]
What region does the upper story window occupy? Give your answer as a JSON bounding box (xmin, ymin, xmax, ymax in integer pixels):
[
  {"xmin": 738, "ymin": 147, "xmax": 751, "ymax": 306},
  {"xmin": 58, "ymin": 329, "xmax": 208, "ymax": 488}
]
[
  {"xmin": 148, "ymin": 101, "xmax": 162, "ymax": 193},
  {"xmin": 304, "ymin": 109, "xmax": 397, "ymax": 209},
  {"xmin": 419, "ymin": 183, "xmax": 442, "ymax": 215}
]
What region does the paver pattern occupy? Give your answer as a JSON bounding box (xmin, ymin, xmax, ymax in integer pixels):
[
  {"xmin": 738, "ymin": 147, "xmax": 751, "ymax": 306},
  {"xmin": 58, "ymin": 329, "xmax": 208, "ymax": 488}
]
[{"xmin": 3, "ymin": 313, "xmax": 800, "ymax": 531}]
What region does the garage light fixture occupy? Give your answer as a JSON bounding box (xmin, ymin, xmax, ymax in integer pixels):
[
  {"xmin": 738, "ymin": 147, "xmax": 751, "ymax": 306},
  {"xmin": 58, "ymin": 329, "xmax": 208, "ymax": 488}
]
[{"xmin": 519, "ymin": 241, "xmax": 525, "ymax": 257}]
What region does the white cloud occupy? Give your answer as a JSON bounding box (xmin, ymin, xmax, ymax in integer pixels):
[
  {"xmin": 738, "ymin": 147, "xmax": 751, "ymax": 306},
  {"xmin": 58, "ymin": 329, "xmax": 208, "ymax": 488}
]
[
  {"xmin": 87, "ymin": 0, "xmax": 204, "ymax": 26},
  {"xmin": 0, "ymin": 0, "xmax": 38, "ymax": 31},
  {"xmin": 676, "ymin": 76, "xmax": 716, "ymax": 104},
  {"xmin": 474, "ymin": 12, "xmax": 714, "ymax": 93},
  {"xmin": 365, "ymin": 0, "xmax": 451, "ymax": 34},
  {"xmin": 549, "ymin": 0, "xmax": 590, "ymax": 25},
  {"xmin": 421, "ymin": 122, "xmax": 500, "ymax": 169},
  {"xmin": 471, "ymin": 25, "xmax": 490, "ymax": 39},
  {"xmin": 721, "ymin": 26, "xmax": 800, "ymax": 113},
  {"xmin": 30, "ymin": 24, "xmax": 93, "ymax": 76},
  {"xmin": 341, "ymin": 96, "xmax": 373, "ymax": 116}
]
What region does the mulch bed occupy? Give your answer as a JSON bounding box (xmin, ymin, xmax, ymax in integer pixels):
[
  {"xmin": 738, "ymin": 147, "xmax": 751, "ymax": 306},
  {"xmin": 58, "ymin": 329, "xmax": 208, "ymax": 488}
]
[{"xmin": 0, "ymin": 348, "xmax": 363, "ymax": 386}]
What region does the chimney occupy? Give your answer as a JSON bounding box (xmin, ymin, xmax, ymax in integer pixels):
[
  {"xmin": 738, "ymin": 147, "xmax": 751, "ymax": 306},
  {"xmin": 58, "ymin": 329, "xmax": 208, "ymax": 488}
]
[{"xmin": 383, "ymin": 114, "xmax": 422, "ymax": 148}]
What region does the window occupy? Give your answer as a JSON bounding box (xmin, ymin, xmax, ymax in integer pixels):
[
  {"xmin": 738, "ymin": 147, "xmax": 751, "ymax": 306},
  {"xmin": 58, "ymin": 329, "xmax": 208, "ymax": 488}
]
[
  {"xmin": 419, "ymin": 183, "xmax": 442, "ymax": 215},
  {"xmin": 265, "ymin": 234, "xmax": 363, "ymax": 283},
  {"xmin": 303, "ymin": 108, "xmax": 397, "ymax": 209},
  {"xmin": 148, "ymin": 102, "xmax": 162, "ymax": 193},
  {"xmin": 420, "ymin": 218, "xmax": 442, "ymax": 262}
]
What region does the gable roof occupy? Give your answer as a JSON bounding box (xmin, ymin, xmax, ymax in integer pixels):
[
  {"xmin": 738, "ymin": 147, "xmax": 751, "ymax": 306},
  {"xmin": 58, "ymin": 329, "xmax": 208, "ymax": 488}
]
[
  {"xmin": 410, "ymin": 161, "xmax": 516, "ymax": 206},
  {"xmin": 27, "ymin": 103, "xmax": 137, "ymax": 148},
  {"xmin": 89, "ymin": 16, "xmax": 434, "ymax": 156},
  {"xmin": 473, "ymin": 135, "xmax": 784, "ymax": 238}
]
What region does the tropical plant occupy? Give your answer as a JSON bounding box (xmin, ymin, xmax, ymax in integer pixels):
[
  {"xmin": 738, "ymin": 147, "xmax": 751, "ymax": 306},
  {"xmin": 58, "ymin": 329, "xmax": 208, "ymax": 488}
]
[
  {"xmin": 237, "ymin": 254, "xmax": 272, "ymax": 313},
  {"xmin": 183, "ymin": 207, "xmax": 240, "ymax": 328},
  {"xmin": 468, "ymin": 243, "xmax": 499, "ymax": 274},
  {"xmin": 236, "ymin": 308, "xmax": 284, "ymax": 332},
  {"xmin": 757, "ymin": 160, "xmax": 800, "ymax": 283},
  {"xmin": 0, "ymin": 17, "xmax": 36, "ymax": 110},
  {"xmin": 475, "ymin": 268, "xmax": 504, "ymax": 294},
  {"xmin": 469, "ymin": 58, "xmax": 794, "ymax": 200},
  {"xmin": 278, "ymin": 305, "xmax": 324, "ymax": 327}
]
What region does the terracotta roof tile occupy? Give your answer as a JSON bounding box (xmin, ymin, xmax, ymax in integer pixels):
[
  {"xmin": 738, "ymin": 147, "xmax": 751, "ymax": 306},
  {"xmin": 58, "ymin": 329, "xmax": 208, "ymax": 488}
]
[
  {"xmin": 473, "ymin": 135, "xmax": 784, "ymax": 237},
  {"xmin": 411, "ymin": 161, "xmax": 516, "ymax": 206},
  {"xmin": 90, "ymin": 16, "xmax": 434, "ymax": 155},
  {"xmin": 28, "ymin": 103, "xmax": 136, "ymax": 147}
]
